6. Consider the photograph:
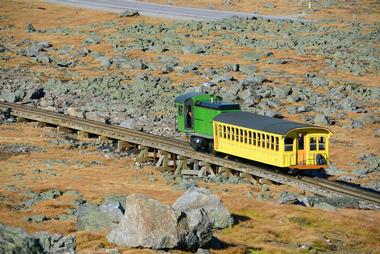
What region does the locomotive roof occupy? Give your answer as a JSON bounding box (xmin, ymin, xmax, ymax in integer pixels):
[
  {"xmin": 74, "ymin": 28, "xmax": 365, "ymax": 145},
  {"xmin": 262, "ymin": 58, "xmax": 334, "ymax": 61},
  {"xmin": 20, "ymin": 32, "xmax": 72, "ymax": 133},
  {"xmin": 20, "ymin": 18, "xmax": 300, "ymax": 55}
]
[
  {"xmin": 196, "ymin": 101, "xmax": 240, "ymax": 110},
  {"xmin": 175, "ymin": 93, "xmax": 204, "ymax": 103},
  {"xmin": 214, "ymin": 111, "xmax": 330, "ymax": 135}
]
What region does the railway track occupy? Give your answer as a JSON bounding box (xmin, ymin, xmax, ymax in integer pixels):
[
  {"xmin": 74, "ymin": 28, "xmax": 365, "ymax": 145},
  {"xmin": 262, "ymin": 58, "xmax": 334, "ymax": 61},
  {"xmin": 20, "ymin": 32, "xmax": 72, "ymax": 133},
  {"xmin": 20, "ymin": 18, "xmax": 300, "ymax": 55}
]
[{"xmin": 1, "ymin": 101, "xmax": 379, "ymax": 209}]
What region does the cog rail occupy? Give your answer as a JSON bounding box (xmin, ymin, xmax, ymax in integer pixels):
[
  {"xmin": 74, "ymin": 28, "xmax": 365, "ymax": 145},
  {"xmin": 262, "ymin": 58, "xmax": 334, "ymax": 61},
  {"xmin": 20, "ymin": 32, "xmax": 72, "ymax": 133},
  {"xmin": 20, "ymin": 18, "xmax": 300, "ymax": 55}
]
[{"xmin": 1, "ymin": 101, "xmax": 379, "ymax": 209}]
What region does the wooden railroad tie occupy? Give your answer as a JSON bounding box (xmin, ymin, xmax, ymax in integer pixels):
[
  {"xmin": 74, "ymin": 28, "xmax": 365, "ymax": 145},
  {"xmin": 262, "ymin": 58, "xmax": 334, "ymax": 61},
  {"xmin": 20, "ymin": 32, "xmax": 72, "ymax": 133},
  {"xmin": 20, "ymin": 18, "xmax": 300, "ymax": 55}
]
[{"xmin": 56, "ymin": 126, "xmax": 73, "ymax": 134}]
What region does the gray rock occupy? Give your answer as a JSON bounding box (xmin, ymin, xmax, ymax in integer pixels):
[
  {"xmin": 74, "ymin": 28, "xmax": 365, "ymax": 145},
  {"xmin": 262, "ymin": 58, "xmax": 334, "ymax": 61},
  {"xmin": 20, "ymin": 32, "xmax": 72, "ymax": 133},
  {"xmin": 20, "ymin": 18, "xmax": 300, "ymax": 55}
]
[
  {"xmin": 85, "ymin": 36, "xmax": 102, "ymax": 45},
  {"xmin": 25, "ymin": 215, "xmax": 48, "ymax": 223},
  {"xmin": 325, "ymin": 165, "xmax": 346, "ymax": 176},
  {"xmin": 224, "ymin": 63, "xmax": 239, "ymax": 72},
  {"xmin": 22, "ymin": 189, "xmax": 62, "ymax": 209},
  {"xmin": 26, "ymin": 23, "xmax": 36, "ymax": 32},
  {"xmin": 0, "ymin": 223, "xmax": 76, "ymax": 254},
  {"xmin": 257, "ymin": 191, "xmax": 273, "ymax": 201},
  {"xmin": 211, "ymin": 74, "xmax": 234, "ymax": 83},
  {"xmin": 0, "ymin": 93, "xmax": 19, "ymax": 103},
  {"xmin": 313, "ymin": 114, "xmax": 330, "ymax": 125},
  {"xmin": 107, "ymin": 194, "xmax": 212, "ymax": 250},
  {"xmin": 96, "ymin": 56, "xmax": 112, "ymax": 68},
  {"xmin": 259, "ymin": 110, "xmax": 282, "ymax": 118},
  {"xmin": 35, "ymin": 53, "xmax": 52, "ymax": 64},
  {"xmin": 77, "ymin": 202, "xmax": 118, "ymax": 231},
  {"xmin": 85, "ymin": 111, "xmax": 109, "ymax": 123},
  {"xmin": 303, "ymin": 196, "xmax": 359, "ymax": 209},
  {"xmin": 240, "ymin": 64, "xmax": 256, "ymax": 74},
  {"xmin": 172, "ymin": 187, "xmax": 234, "ymax": 229},
  {"xmin": 104, "ymin": 195, "xmax": 128, "ymax": 211},
  {"xmin": 119, "ymin": 118, "xmax": 135, "ymax": 129},
  {"xmin": 348, "ymin": 119, "xmax": 364, "ymax": 129},
  {"xmin": 55, "ymin": 58, "xmax": 75, "ymax": 68},
  {"xmin": 0, "ymin": 223, "xmax": 44, "ymax": 253},
  {"xmin": 182, "ymin": 208, "xmax": 213, "ymax": 249},
  {"xmin": 34, "ymin": 232, "xmax": 76, "ymax": 254},
  {"xmin": 119, "ymin": 9, "xmax": 140, "ymax": 17},
  {"xmin": 273, "ymin": 86, "xmax": 292, "ymax": 99},
  {"xmin": 277, "ymin": 192, "xmax": 299, "ymax": 205},
  {"xmin": 24, "ymin": 87, "xmax": 44, "ymax": 101},
  {"xmin": 99, "ymin": 201, "xmax": 124, "ymax": 224},
  {"xmin": 67, "ymin": 107, "xmax": 84, "ymax": 118}
]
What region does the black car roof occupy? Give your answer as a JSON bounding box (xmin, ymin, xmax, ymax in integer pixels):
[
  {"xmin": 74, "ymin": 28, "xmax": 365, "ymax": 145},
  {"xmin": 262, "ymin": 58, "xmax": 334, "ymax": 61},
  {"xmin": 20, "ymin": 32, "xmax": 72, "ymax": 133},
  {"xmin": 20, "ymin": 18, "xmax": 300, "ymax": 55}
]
[
  {"xmin": 214, "ymin": 111, "xmax": 329, "ymax": 135},
  {"xmin": 196, "ymin": 101, "xmax": 240, "ymax": 110},
  {"xmin": 174, "ymin": 93, "xmax": 203, "ymax": 103}
]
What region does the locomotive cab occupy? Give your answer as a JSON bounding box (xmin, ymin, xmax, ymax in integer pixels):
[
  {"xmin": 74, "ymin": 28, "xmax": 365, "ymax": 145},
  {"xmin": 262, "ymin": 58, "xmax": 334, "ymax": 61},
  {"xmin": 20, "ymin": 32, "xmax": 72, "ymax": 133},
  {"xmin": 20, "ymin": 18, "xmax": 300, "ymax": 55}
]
[{"xmin": 175, "ymin": 93, "xmax": 240, "ymax": 151}]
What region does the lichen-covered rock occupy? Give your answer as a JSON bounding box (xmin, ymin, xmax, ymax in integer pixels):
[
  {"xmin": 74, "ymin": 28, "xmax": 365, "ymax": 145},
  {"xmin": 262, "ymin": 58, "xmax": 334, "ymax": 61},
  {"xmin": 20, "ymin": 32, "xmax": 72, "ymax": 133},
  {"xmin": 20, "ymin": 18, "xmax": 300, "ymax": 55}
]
[
  {"xmin": 0, "ymin": 223, "xmax": 76, "ymax": 254},
  {"xmin": 77, "ymin": 203, "xmax": 116, "ymax": 231},
  {"xmin": 0, "ymin": 223, "xmax": 45, "ymax": 253},
  {"xmin": 34, "ymin": 232, "xmax": 76, "ymax": 254},
  {"xmin": 172, "ymin": 187, "xmax": 234, "ymax": 229},
  {"xmin": 107, "ymin": 194, "xmax": 212, "ymax": 250},
  {"xmin": 277, "ymin": 192, "xmax": 299, "ymax": 205}
]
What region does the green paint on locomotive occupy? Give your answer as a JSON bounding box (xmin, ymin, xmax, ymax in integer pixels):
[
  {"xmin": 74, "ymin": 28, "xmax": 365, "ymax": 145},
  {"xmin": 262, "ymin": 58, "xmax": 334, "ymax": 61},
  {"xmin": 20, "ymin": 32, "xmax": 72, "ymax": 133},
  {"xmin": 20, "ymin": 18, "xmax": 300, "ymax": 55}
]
[{"xmin": 175, "ymin": 93, "xmax": 240, "ymax": 139}]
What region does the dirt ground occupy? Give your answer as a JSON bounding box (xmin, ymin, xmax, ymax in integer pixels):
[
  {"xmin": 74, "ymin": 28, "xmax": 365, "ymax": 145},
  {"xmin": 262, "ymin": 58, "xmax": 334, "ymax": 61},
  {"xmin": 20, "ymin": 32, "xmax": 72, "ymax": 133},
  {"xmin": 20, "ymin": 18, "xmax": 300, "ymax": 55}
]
[{"xmin": 0, "ymin": 0, "xmax": 380, "ymax": 253}]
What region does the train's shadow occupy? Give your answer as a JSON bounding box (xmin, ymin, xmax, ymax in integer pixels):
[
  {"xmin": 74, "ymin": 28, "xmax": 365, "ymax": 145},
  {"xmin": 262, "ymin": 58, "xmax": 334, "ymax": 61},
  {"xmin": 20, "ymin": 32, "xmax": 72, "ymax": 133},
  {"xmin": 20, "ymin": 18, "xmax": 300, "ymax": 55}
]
[{"xmin": 333, "ymin": 179, "xmax": 380, "ymax": 195}]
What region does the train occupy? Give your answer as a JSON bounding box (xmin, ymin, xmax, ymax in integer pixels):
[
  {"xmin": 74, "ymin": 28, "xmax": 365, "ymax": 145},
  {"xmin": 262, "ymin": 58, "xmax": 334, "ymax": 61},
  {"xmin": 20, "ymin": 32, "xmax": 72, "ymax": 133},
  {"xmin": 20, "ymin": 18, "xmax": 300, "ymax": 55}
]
[{"xmin": 175, "ymin": 93, "xmax": 332, "ymax": 170}]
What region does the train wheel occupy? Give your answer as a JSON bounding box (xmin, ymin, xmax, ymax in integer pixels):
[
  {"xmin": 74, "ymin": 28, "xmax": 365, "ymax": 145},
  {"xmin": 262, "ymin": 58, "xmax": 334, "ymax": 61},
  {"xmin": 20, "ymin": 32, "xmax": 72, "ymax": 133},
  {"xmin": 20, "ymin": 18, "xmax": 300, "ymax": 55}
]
[
  {"xmin": 208, "ymin": 141, "xmax": 215, "ymax": 155},
  {"xmin": 287, "ymin": 168, "xmax": 299, "ymax": 175}
]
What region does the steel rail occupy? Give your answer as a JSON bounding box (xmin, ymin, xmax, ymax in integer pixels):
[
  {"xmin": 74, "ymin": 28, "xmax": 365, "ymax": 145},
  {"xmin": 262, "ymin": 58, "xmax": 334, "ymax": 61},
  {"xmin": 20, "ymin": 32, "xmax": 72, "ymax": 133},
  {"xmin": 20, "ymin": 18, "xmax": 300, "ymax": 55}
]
[{"xmin": 1, "ymin": 101, "xmax": 379, "ymax": 208}]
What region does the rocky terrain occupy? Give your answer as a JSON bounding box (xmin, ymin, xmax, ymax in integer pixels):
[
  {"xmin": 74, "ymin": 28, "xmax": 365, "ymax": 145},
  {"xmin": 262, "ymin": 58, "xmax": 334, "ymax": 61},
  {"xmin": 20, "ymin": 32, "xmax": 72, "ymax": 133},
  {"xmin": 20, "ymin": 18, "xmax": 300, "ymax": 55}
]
[{"xmin": 0, "ymin": 0, "xmax": 379, "ymax": 253}]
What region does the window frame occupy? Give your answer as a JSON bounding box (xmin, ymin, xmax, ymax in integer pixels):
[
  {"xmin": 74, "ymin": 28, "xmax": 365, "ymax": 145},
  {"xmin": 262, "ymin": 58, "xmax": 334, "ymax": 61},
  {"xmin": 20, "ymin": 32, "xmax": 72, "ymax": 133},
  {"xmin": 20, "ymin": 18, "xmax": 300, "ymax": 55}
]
[
  {"xmin": 318, "ymin": 137, "xmax": 326, "ymax": 150},
  {"xmin": 284, "ymin": 138, "xmax": 294, "ymax": 152},
  {"xmin": 310, "ymin": 137, "xmax": 317, "ymax": 151}
]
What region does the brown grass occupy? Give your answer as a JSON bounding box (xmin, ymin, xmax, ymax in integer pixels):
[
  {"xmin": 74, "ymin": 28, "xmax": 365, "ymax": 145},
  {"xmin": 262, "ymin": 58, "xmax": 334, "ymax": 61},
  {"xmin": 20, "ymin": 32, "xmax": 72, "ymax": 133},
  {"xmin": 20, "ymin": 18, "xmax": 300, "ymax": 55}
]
[
  {"xmin": 138, "ymin": 0, "xmax": 380, "ymax": 23},
  {"xmin": 0, "ymin": 2, "xmax": 380, "ymax": 252},
  {"xmin": 1, "ymin": 124, "xmax": 380, "ymax": 253}
]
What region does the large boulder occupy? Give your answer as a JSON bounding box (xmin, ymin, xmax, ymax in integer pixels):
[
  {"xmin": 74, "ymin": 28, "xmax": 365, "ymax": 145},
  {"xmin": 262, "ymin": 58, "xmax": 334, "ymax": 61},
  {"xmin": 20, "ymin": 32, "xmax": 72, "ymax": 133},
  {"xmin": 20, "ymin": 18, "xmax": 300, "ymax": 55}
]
[
  {"xmin": 172, "ymin": 187, "xmax": 234, "ymax": 229},
  {"xmin": 107, "ymin": 194, "xmax": 212, "ymax": 250}
]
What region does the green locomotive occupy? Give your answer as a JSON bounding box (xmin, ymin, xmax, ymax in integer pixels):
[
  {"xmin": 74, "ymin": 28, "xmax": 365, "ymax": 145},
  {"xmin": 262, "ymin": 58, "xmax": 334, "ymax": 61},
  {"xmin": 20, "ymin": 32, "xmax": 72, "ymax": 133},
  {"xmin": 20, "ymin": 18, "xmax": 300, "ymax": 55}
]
[{"xmin": 175, "ymin": 92, "xmax": 240, "ymax": 151}]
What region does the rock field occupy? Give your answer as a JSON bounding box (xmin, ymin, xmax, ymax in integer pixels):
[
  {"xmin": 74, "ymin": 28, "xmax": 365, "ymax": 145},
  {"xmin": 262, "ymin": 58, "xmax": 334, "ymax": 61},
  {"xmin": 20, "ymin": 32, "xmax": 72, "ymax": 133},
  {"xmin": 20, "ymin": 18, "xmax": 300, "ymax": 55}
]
[
  {"xmin": 1, "ymin": 0, "xmax": 379, "ymax": 187},
  {"xmin": 0, "ymin": 0, "xmax": 379, "ymax": 253}
]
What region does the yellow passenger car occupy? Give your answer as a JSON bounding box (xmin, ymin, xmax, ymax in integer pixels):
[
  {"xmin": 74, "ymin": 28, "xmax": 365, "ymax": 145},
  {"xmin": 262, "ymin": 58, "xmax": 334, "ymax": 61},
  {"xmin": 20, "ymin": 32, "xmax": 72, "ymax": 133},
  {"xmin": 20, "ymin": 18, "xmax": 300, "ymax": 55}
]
[{"xmin": 213, "ymin": 112, "xmax": 332, "ymax": 169}]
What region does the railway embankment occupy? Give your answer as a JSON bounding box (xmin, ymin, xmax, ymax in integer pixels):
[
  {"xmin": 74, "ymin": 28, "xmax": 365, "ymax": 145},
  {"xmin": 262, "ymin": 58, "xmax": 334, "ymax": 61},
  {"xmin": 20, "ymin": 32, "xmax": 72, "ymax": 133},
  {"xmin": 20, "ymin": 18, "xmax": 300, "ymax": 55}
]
[{"xmin": 1, "ymin": 0, "xmax": 380, "ymax": 253}]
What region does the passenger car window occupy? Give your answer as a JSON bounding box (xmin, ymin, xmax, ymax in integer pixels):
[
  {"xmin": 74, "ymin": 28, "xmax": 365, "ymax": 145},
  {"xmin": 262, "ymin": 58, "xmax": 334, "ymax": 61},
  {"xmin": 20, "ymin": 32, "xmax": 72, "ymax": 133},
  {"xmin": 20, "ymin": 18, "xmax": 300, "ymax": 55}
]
[
  {"xmin": 271, "ymin": 136, "xmax": 275, "ymax": 150},
  {"xmin": 310, "ymin": 137, "xmax": 317, "ymax": 151},
  {"xmin": 284, "ymin": 138, "xmax": 293, "ymax": 151},
  {"xmin": 319, "ymin": 137, "xmax": 325, "ymax": 150},
  {"xmin": 275, "ymin": 137, "xmax": 279, "ymax": 151}
]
